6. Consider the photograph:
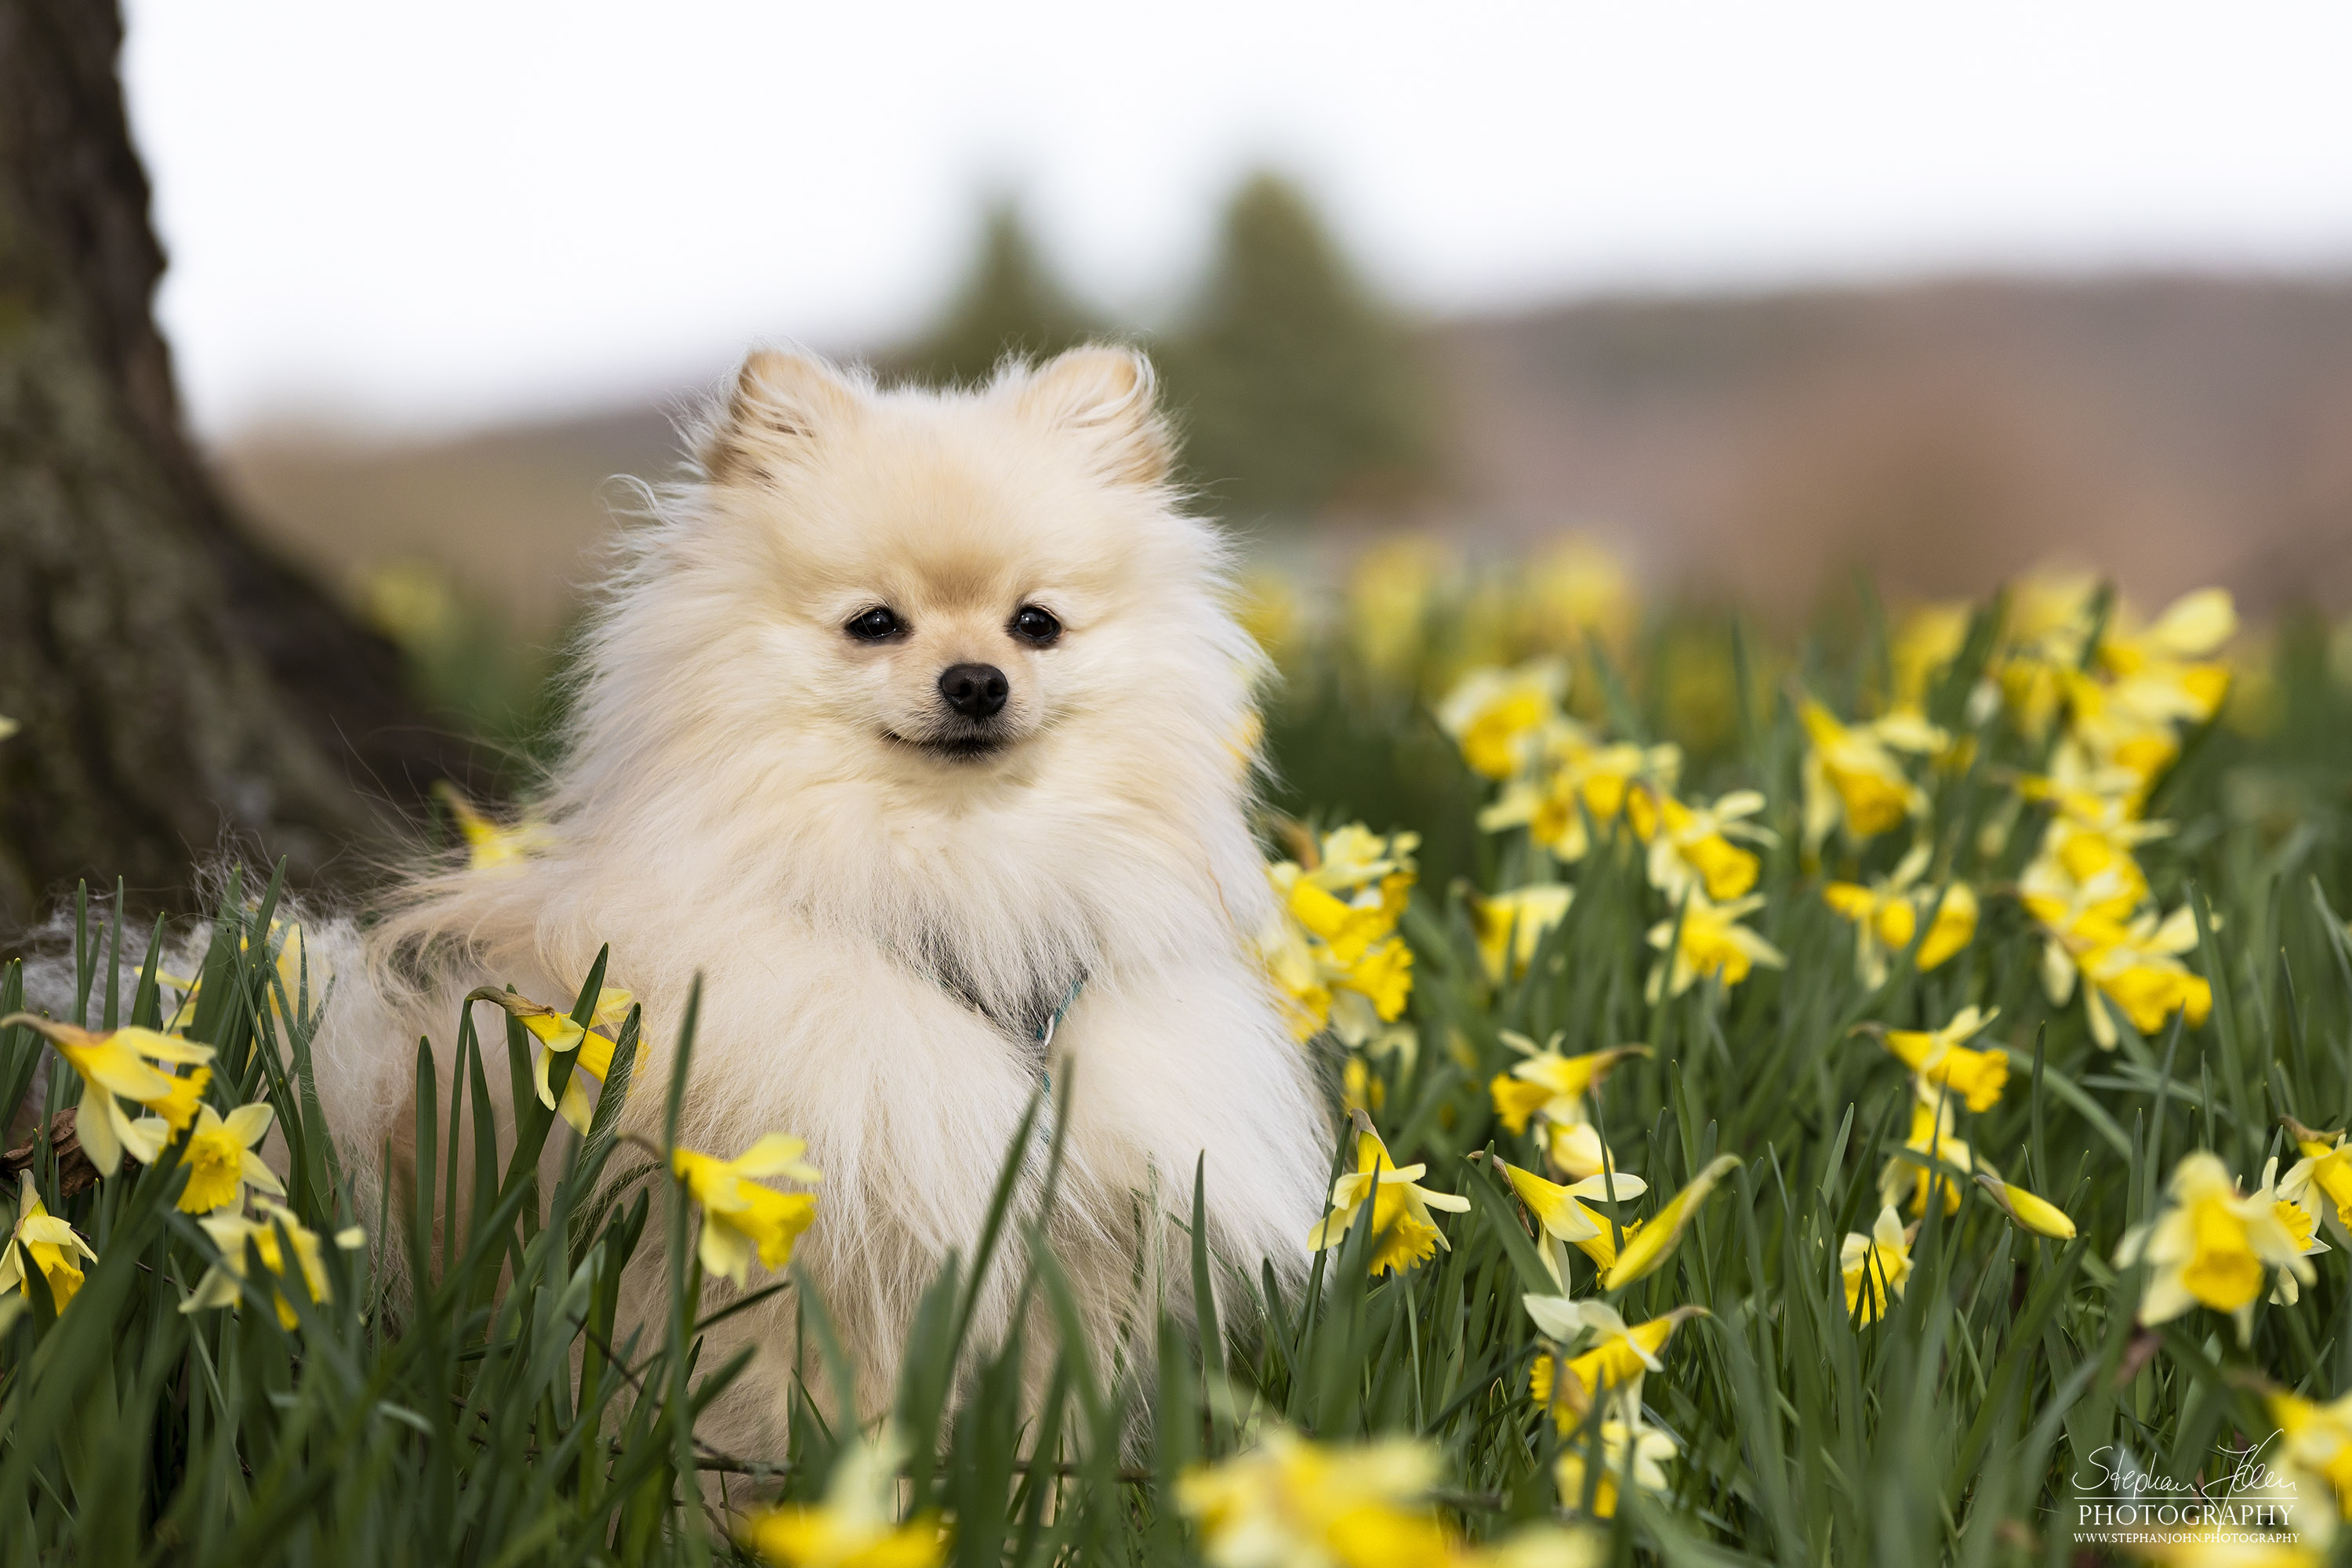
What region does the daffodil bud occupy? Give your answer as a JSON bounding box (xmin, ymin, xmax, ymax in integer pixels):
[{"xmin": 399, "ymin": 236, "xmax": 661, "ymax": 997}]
[{"xmin": 1975, "ymin": 1174, "xmax": 2076, "ymax": 1240}]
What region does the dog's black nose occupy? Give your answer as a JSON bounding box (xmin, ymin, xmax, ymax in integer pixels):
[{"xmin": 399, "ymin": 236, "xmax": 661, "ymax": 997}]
[{"xmin": 938, "ymin": 662, "xmax": 1008, "ymax": 720}]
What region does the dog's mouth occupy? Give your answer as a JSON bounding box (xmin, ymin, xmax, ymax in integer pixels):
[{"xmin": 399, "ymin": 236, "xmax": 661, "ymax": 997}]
[{"xmin": 885, "ymin": 729, "xmax": 1011, "ymax": 763}]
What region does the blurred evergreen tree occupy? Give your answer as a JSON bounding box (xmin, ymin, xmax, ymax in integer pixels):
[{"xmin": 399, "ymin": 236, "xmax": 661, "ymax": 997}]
[
  {"xmin": 1162, "ymin": 172, "xmax": 1442, "ymax": 522},
  {"xmin": 895, "ymin": 198, "xmax": 1100, "ymax": 387}
]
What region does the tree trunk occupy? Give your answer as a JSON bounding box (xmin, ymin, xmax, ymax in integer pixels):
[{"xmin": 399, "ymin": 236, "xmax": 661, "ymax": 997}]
[{"xmin": 0, "ymin": 0, "xmax": 471, "ymax": 919}]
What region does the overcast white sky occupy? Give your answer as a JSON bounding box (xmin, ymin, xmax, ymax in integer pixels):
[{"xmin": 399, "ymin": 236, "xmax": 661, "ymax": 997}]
[{"xmin": 122, "ymin": 0, "xmax": 2352, "ymax": 439}]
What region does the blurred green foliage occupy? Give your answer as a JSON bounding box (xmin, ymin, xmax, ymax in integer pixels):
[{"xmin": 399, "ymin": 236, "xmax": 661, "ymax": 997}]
[
  {"xmin": 891, "ymin": 198, "xmax": 1102, "ymax": 390},
  {"xmin": 894, "ymin": 174, "xmax": 1443, "ymax": 524}
]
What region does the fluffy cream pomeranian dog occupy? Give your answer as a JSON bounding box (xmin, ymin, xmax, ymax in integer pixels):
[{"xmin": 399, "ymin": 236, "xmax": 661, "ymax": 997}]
[{"xmin": 308, "ymin": 343, "xmax": 1333, "ymax": 1452}]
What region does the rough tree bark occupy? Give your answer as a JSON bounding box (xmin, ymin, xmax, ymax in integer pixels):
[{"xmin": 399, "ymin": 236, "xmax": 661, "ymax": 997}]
[{"xmin": 0, "ymin": 0, "xmax": 472, "ymax": 920}]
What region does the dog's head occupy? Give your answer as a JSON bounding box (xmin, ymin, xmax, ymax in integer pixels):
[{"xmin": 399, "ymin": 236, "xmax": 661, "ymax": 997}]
[{"xmin": 656, "ymin": 344, "xmax": 1247, "ymax": 786}]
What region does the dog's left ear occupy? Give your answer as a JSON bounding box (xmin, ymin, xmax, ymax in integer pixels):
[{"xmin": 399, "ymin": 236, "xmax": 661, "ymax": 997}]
[{"xmin": 1015, "ymin": 346, "xmax": 1171, "ymax": 487}]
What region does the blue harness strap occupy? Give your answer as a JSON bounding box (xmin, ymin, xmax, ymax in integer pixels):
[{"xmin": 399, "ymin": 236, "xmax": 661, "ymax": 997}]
[{"xmin": 1036, "ymin": 975, "xmax": 1083, "ymax": 1098}]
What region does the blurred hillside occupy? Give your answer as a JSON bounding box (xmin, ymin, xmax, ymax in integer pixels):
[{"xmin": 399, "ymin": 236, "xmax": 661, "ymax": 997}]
[
  {"xmin": 215, "ymin": 270, "xmax": 2352, "ymax": 652},
  {"xmin": 1446, "ymin": 274, "xmax": 2352, "ymax": 616}
]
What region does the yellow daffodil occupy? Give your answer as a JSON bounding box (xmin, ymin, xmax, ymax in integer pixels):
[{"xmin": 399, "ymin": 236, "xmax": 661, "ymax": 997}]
[
  {"xmin": 2270, "ymin": 1386, "xmax": 2352, "ymax": 1522},
  {"xmin": 1629, "ymin": 787, "xmax": 1773, "ymax": 902},
  {"xmin": 2281, "ymin": 1121, "xmax": 2352, "ymax": 1237},
  {"xmin": 1439, "ymin": 659, "xmax": 1570, "ymax": 779},
  {"xmin": 171, "ymin": 1103, "xmax": 285, "ymax": 1214},
  {"xmin": 1311, "ymin": 1113, "xmax": 1472, "ymax": 1276},
  {"xmin": 673, "ymin": 1134, "xmax": 822, "ymax": 1288},
  {"xmin": 181, "ymin": 1202, "xmax": 364, "ymax": 1330},
  {"xmin": 738, "ymin": 1427, "xmax": 943, "ymax": 1568},
  {"xmin": 1487, "ymin": 1033, "xmax": 1646, "ymax": 1138},
  {"xmin": 1881, "ymin": 1098, "xmax": 1975, "ymax": 1217},
  {"xmin": 2028, "ymin": 889, "xmax": 2212, "ymax": 1051},
  {"xmin": 1821, "ymin": 842, "xmax": 1977, "ymax": 987},
  {"xmin": 469, "ymin": 985, "xmax": 641, "ymax": 1134},
  {"xmin": 1973, "ymin": 1174, "xmax": 2077, "ymax": 1241},
  {"xmin": 1643, "ymin": 893, "xmax": 1784, "ymax": 1002},
  {"xmin": 1870, "ymin": 1004, "xmax": 2008, "ymax": 1112},
  {"xmin": 2115, "ymin": 1151, "xmax": 2313, "ymax": 1341},
  {"xmin": 1839, "ymin": 1205, "xmax": 1915, "ymax": 1323},
  {"xmin": 435, "ymin": 781, "xmax": 557, "ymax": 871},
  {"xmin": 1526, "ymin": 1303, "xmax": 1704, "ymax": 1428},
  {"xmin": 1236, "ymin": 569, "xmax": 1303, "ymax": 664},
  {"xmin": 1555, "ymin": 1420, "xmax": 1676, "ymax": 1520},
  {"xmin": 1260, "ymin": 827, "xmax": 1419, "ymax": 1046},
  {"xmin": 1, "ymin": 1173, "xmax": 98, "ymax": 1312},
  {"xmin": 1180, "ymin": 1426, "xmax": 1440, "ymax": 1568},
  {"xmin": 1479, "ymin": 737, "xmax": 1682, "ymax": 866},
  {"xmin": 1498, "ymin": 1159, "xmax": 1646, "ymax": 1287},
  {"xmin": 1342, "ymin": 1056, "xmax": 1385, "ymax": 1116},
  {"xmin": 1345, "ymin": 536, "xmax": 1451, "ymax": 684},
  {"xmin": 1798, "ymin": 699, "xmax": 1942, "ymax": 848},
  {"xmin": 1180, "ymin": 1426, "xmax": 1605, "ymax": 1567},
  {"xmin": 1473, "ymin": 885, "xmax": 1574, "ymax": 983},
  {"xmin": 2255, "ymin": 1156, "xmax": 2330, "ymax": 1306},
  {"xmin": 3, "ymin": 1014, "xmax": 217, "ymax": 1175},
  {"xmin": 1600, "ymin": 1153, "xmax": 1740, "ymax": 1290},
  {"xmin": 1527, "ymin": 535, "xmax": 1635, "ymax": 650},
  {"xmin": 159, "ymin": 916, "xmax": 324, "ymax": 1034},
  {"xmin": 1889, "ymin": 602, "xmax": 1972, "ymax": 710}
]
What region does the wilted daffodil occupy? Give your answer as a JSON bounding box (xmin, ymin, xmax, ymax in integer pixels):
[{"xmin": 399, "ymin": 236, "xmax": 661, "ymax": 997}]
[
  {"xmin": 1311, "ymin": 1112, "xmax": 1471, "ymax": 1277},
  {"xmin": 1439, "ymin": 659, "xmax": 1570, "ymax": 779},
  {"xmin": 2114, "ymin": 1151, "xmax": 2313, "ymax": 1341},
  {"xmin": 1628, "ymin": 786, "xmax": 1773, "ymax": 902},
  {"xmin": 1881, "ymin": 1098, "xmax": 1975, "ymax": 1217},
  {"xmin": 1974, "ymin": 1174, "xmax": 2077, "ymax": 1241},
  {"xmin": 737, "ymin": 1427, "xmax": 943, "ymax": 1568},
  {"xmin": 673, "ymin": 1134, "xmax": 822, "ymax": 1288},
  {"xmin": 1798, "ymin": 699, "xmax": 1944, "ymax": 849},
  {"xmin": 1822, "ymin": 842, "xmax": 1977, "ymax": 988},
  {"xmin": 182, "ymin": 1202, "xmax": 364, "ymax": 1330},
  {"xmin": 1, "ymin": 1174, "xmax": 99, "ymax": 1312},
  {"xmin": 434, "ymin": 780, "xmax": 557, "ymax": 871},
  {"xmin": 1600, "ymin": 1153, "xmax": 1740, "ymax": 1290},
  {"xmin": 3, "ymin": 1014, "xmax": 216, "ymax": 1175},
  {"xmin": 1472, "ymin": 885, "xmax": 1574, "ymax": 983},
  {"xmin": 1555, "ymin": 1420, "xmax": 1678, "ymax": 1521},
  {"xmin": 1644, "ymin": 894, "xmax": 1785, "ymax": 1003},
  {"xmin": 2270, "ymin": 1386, "xmax": 2352, "ymax": 1523},
  {"xmin": 172, "ymin": 1103, "xmax": 285, "ymax": 1214},
  {"xmin": 1866, "ymin": 1004, "xmax": 2009, "ymax": 1113},
  {"xmin": 1839, "ymin": 1205, "xmax": 1915, "ymax": 1324}
]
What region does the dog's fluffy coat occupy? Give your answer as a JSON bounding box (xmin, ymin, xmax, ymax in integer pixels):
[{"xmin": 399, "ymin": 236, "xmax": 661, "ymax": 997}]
[{"xmin": 310, "ymin": 346, "xmax": 1331, "ymax": 1450}]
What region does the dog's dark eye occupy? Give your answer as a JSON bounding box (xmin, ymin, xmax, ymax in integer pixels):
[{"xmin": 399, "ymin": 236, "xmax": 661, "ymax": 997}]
[
  {"xmin": 1011, "ymin": 605, "xmax": 1061, "ymax": 646},
  {"xmin": 845, "ymin": 606, "xmax": 904, "ymax": 641}
]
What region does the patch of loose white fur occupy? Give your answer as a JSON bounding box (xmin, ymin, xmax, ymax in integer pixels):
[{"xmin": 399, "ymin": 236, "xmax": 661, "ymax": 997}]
[{"xmin": 298, "ymin": 344, "xmax": 1334, "ymax": 1454}]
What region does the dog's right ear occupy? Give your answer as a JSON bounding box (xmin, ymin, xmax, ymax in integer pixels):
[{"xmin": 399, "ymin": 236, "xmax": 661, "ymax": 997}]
[{"xmin": 699, "ymin": 349, "xmax": 859, "ymax": 483}]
